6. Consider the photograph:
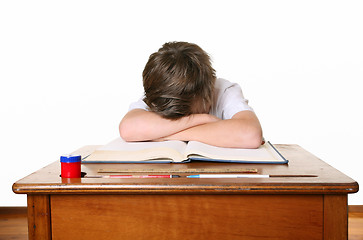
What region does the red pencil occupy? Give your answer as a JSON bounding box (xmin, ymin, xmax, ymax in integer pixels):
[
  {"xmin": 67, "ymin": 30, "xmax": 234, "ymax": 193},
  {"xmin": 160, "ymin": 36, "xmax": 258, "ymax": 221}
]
[{"xmin": 85, "ymin": 175, "xmax": 181, "ymax": 178}]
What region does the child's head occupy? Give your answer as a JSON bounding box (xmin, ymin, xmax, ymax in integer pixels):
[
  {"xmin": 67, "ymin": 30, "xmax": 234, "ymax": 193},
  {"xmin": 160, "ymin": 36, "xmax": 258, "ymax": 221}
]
[{"xmin": 142, "ymin": 41, "xmax": 216, "ymax": 119}]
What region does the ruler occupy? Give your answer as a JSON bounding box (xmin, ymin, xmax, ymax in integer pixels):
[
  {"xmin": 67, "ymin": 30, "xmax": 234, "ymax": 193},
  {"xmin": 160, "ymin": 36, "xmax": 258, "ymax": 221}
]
[{"xmin": 98, "ymin": 168, "xmax": 258, "ymax": 173}]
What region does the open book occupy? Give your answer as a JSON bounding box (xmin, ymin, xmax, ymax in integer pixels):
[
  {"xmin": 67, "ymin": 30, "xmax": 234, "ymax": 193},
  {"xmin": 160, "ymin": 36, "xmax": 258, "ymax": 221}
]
[{"xmin": 82, "ymin": 138, "xmax": 288, "ymax": 164}]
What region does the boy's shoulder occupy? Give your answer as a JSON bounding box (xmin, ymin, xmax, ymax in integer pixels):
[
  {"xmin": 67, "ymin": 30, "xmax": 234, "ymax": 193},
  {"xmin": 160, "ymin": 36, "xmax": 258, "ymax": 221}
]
[
  {"xmin": 214, "ymin": 78, "xmax": 242, "ymax": 95},
  {"xmin": 215, "ymin": 77, "xmax": 232, "ymax": 87},
  {"xmin": 215, "ymin": 78, "xmax": 240, "ymax": 89},
  {"xmin": 127, "ymin": 78, "xmax": 247, "ymax": 114},
  {"xmin": 211, "ymin": 78, "xmax": 252, "ymax": 119}
]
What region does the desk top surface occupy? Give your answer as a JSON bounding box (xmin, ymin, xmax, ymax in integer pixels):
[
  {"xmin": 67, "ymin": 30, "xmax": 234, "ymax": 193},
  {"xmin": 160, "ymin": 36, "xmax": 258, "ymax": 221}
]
[{"xmin": 13, "ymin": 144, "xmax": 359, "ymax": 194}]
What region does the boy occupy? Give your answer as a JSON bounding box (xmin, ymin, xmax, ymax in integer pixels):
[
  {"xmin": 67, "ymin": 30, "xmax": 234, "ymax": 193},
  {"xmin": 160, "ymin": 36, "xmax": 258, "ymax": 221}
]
[{"xmin": 119, "ymin": 42, "xmax": 262, "ymax": 148}]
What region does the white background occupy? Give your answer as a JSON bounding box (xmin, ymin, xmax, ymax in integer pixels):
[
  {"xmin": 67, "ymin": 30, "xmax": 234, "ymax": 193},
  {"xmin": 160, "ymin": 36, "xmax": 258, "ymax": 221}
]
[{"xmin": 1, "ymin": 0, "xmax": 362, "ymax": 206}]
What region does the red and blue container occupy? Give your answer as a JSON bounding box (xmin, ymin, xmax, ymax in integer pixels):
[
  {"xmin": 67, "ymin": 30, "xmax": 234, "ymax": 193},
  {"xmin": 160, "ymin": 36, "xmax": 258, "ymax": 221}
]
[{"xmin": 60, "ymin": 155, "xmax": 81, "ymax": 178}]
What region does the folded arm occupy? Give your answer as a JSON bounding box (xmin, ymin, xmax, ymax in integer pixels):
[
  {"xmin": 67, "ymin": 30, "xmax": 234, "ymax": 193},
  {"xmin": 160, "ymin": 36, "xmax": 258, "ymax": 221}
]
[
  {"xmin": 119, "ymin": 109, "xmax": 262, "ymax": 149},
  {"xmin": 159, "ymin": 111, "xmax": 263, "ymax": 148},
  {"xmin": 119, "ymin": 109, "xmax": 219, "ymax": 142}
]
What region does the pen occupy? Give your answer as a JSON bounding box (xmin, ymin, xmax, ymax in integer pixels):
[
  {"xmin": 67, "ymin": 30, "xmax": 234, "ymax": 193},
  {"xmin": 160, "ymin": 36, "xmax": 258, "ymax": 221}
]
[
  {"xmin": 85, "ymin": 175, "xmax": 181, "ymax": 178},
  {"xmin": 186, "ymin": 174, "xmax": 317, "ymax": 178},
  {"xmin": 187, "ymin": 174, "xmax": 269, "ymax": 178}
]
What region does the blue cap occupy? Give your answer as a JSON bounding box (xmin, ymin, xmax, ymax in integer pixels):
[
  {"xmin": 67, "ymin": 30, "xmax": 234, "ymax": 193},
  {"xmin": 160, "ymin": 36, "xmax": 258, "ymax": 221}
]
[{"xmin": 60, "ymin": 155, "xmax": 81, "ymax": 163}]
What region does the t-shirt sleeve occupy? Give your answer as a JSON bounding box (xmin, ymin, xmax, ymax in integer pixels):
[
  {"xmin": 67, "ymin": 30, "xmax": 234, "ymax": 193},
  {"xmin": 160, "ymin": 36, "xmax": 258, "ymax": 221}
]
[
  {"xmin": 222, "ymin": 84, "xmax": 254, "ymax": 119},
  {"xmin": 212, "ymin": 78, "xmax": 254, "ymax": 120},
  {"xmin": 128, "ymin": 79, "xmax": 253, "ymax": 119},
  {"xmin": 128, "ymin": 97, "xmax": 148, "ymax": 111}
]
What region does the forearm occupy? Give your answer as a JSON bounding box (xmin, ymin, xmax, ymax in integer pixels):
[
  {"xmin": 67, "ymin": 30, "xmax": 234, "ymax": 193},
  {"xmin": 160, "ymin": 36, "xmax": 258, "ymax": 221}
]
[
  {"xmin": 163, "ymin": 111, "xmax": 263, "ymax": 148},
  {"xmin": 119, "ymin": 109, "xmax": 218, "ymax": 142}
]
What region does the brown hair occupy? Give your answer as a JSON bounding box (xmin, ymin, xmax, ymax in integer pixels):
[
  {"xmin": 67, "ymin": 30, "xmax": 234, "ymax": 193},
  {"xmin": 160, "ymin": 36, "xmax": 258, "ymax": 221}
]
[{"xmin": 142, "ymin": 41, "xmax": 216, "ymax": 119}]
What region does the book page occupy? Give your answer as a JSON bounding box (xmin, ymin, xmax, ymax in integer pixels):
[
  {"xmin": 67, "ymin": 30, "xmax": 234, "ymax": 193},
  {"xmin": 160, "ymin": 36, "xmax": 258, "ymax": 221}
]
[
  {"xmin": 99, "ymin": 138, "xmax": 187, "ymax": 152},
  {"xmin": 84, "ymin": 138, "xmax": 188, "ymax": 162},
  {"xmin": 185, "ymin": 141, "xmax": 285, "ymax": 162}
]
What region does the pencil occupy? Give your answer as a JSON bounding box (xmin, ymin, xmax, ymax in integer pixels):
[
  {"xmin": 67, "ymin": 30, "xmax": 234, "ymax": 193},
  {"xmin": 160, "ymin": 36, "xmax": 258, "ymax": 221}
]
[{"xmin": 85, "ymin": 175, "xmax": 181, "ymax": 178}]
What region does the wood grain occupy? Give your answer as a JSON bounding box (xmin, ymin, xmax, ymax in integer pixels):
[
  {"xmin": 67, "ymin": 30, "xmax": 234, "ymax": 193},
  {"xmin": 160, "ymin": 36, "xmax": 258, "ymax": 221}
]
[
  {"xmin": 0, "ymin": 207, "xmax": 28, "ymax": 240},
  {"xmin": 12, "ymin": 144, "xmax": 359, "ymax": 240},
  {"xmin": 2, "ymin": 206, "xmax": 363, "ymax": 240},
  {"xmin": 324, "ymin": 195, "xmax": 348, "ymax": 240},
  {"xmin": 27, "ymin": 195, "xmax": 51, "ymax": 240},
  {"xmin": 349, "ymin": 211, "xmax": 363, "ymax": 240},
  {"xmin": 12, "ymin": 144, "xmax": 359, "ymax": 195},
  {"xmin": 51, "ymin": 194, "xmax": 323, "ymax": 240}
]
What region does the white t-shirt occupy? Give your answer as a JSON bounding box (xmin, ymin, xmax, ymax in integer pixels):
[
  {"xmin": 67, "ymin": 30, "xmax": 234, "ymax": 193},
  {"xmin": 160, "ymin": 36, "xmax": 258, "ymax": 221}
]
[{"xmin": 128, "ymin": 78, "xmax": 253, "ymax": 120}]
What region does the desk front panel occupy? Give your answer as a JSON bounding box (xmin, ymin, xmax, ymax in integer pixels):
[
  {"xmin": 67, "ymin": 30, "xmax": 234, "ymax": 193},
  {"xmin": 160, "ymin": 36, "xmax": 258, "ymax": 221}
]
[{"xmin": 50, "ymin": 194, "xmax": 324, "ymax": 240}]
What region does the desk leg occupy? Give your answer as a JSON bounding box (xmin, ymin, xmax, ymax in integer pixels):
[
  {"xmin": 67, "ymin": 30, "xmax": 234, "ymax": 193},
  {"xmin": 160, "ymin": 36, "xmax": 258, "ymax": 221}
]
[
  {"xmin": 324, "ymin": 194, "xmax": 348, "ymax": 240},
  {"xmin": 27, "ymin": 195, "xmax": 51, "ymax": 240}
]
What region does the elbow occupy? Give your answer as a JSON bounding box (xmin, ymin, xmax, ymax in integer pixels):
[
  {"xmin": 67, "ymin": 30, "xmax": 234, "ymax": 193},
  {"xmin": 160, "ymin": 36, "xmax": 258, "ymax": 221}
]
[
  {"xmin": 119, "ymin": 121, "xmax": 132, "ymax": 142},
  {"xmin": 119, "ymin": 116, "xmax": 152, "ymax": 142},
  {"xmin": 246, "ymin": 132, "xmax": 263, "ymax": 149},
  {"xmin": 119, "ymin": 119, "xmax": 139, "ymax": 142},
  {"xmin": 237, "ymin": 127, "xmax": 263, "ymax": 149}
]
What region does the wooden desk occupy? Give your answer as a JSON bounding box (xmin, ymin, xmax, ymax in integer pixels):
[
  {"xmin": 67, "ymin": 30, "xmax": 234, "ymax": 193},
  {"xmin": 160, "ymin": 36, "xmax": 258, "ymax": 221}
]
[{"xmin": 13, "ymin": 144, "xmax": 358, "ymax": 240}]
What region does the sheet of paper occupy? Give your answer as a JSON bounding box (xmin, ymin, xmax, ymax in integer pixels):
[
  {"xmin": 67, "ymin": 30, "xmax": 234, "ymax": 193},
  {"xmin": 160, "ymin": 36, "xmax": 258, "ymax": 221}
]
[{"xmin": 185, "ymin": 141, "xmax": 284, "ymax": 161}]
